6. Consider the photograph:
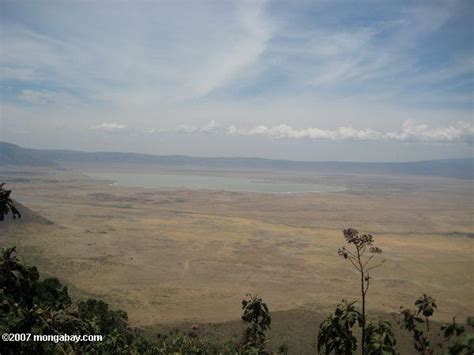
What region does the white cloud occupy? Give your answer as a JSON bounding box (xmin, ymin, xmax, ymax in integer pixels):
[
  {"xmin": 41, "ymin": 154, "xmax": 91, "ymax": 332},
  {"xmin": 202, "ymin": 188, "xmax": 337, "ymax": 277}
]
[
  {"xmin": 186, "ymin": 1, "xmax": 273, "ymax": 96},
  {"xmin": 175, "ymin": 124, "xmax": 197, "ymax": 134},
  {"xmin": 200, "ymin": 120, "xmax": 221, "ymax": 132},
  {"xmin": 90, "ymin": 123, "xmax": 128, "ymax": 131},
  {"xmin": 226, "ymin": 124, "xmax": 384, "ymax": 141},
  {"xmin": 386, "ymin": 120, "xmax": 474, "ymax": 144},
  {"xmin": 176, "ymin": 120, "xmax": 220, "ymax": 134},
  {"xmin": 306, "ymin": 28, "xmax": 391, "ymax": 87},
  {"xmin": 18, "ymin": 89, "xmax": 78, "ymax": 105},
  {"xmin": 1, "ymin": 1, "xmax": 472, "ymax": 160},
  {"xmin": 19, "ymin": 90, "xmax": 52, "ymax": 104},
  {"xmin": 1, "ymin": 1, "xmax": 274, "ymax": 105},
  {"xmin": 174, "ymin": 120, "xmax": 474, "ymax": 144}
]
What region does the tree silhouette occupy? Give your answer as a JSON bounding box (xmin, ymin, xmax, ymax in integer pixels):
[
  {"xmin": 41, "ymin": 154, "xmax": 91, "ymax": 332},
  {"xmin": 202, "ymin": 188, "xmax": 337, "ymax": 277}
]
[
  {"xmin": 337, "ymin": 228, "xmax": 385, "ymax": 354},
  {"xmin": 0, "ymin": 183, "xmax": 21, "ymax": 221},
  {"xmin": 240, "ymin": 293, "xmax": 272, "ymax": 352},
  {"xmin": 441, "ymin": 316, "xmax": 474, "ymax": 354},
  {"xmin": 399, "ymin": 294, "xmax": 473, "ymax": 354},
  {"xmin": 318, "ymin": 300, "xmax": 362, "ymax": 354}
]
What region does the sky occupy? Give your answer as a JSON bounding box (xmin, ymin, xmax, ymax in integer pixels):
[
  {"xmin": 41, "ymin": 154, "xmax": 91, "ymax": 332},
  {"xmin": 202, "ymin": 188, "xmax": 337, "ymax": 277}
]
[{"xmin": 0, "ymin": 0, "xmax": 473, "ymax": 162}]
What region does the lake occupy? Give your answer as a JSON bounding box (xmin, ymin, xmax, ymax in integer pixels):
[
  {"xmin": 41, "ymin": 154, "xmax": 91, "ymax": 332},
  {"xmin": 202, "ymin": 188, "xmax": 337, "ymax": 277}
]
[{"xmin": 86, "ymin": 172, "xmax": 344, "ymax": 194}]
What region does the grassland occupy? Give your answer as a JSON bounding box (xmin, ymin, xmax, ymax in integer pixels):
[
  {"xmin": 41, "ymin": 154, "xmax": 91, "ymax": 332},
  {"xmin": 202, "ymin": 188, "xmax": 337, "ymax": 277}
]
[{"xmin": 1, "ymin": 165, "xmax": 473, "ymax": 353}]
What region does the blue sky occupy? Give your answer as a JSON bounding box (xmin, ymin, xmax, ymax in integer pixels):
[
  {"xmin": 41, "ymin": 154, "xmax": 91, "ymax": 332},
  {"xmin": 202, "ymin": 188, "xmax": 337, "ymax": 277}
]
[{"xmin": 0, "ymin": 0, "xmax": 473, "ymax": 161}]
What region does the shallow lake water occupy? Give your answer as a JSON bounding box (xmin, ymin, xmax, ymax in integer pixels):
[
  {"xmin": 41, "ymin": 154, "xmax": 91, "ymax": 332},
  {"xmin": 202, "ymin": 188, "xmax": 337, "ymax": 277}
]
[{"xmin": 86, "ymin": 172, "xmax": 345, "ymax": 194}]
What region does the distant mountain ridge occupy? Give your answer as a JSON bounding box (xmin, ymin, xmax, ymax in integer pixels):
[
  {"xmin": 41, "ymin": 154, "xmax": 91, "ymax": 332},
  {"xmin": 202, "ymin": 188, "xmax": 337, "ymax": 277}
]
[
  {"xmin": 0, "ymin": 142, "xmax": 57, "ymax": 167},
  {"xmin": 1, "ymin": 141, "xmax": 473, "ymax": 179}
]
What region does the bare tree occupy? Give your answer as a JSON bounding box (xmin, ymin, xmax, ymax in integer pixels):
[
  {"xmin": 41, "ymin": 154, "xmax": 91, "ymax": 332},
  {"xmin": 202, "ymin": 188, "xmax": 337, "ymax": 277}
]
[{"xmin": 338, "ymin": 228, "xmax": 385, "ymax": 355}]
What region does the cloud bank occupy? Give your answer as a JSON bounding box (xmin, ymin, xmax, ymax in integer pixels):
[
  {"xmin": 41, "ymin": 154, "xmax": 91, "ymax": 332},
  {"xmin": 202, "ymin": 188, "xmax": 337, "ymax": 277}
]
[
  {"xmin": 175, "ymin": 120, "xmax": 474, "ymax": 144},
  {"xmin": 90, "ymin": 123, "xmax": 128, "ymax": 131}
]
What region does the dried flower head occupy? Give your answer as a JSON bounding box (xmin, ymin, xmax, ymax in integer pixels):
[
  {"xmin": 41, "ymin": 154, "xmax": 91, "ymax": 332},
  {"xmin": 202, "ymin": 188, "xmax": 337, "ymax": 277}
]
[
  {"xmin": 343, "ymin": 228, "xmax": 376, "ymax": 248},
  {"xmin": 370, "ymin": 246, "xmax": 383, "ymax": 254}
]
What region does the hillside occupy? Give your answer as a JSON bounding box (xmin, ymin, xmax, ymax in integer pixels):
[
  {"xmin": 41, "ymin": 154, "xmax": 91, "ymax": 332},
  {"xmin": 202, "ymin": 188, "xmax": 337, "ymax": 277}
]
[
  {"xmin": 0, "ymin": 200, "xmax": 53, "ymax": 232},
  {"xmin": 0, "ymin": 142, "xmax": 56, "ymax": 166},
  {"xmin": 1, "ymin": 141, "xmax": 472, "ymax": 179}
]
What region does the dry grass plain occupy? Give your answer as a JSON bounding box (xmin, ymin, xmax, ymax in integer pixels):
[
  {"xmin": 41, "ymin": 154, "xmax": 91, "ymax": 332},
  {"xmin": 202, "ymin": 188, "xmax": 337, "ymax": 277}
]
[{"xmin": 1, "ymin": 165, "xmax": 473, "ymax": 351}]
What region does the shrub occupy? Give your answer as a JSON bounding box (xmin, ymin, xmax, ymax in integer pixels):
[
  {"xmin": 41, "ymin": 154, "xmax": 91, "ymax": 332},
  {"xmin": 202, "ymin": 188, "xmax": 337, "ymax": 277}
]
[
  {"xmin": 317, "ymin": 300, "xmax": 362, "ymax": 355},
  {"xmin": 240, "ymin": 293, "xmax": 272, "ymax": 353},
  {"xmin": 364, "ymin": 320, "xmax": 396, "ymax": 355}
]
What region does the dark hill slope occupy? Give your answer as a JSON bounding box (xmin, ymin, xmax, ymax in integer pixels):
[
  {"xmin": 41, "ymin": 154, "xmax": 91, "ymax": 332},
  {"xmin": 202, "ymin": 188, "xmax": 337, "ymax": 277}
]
[
  {"xmin": 0, "ymin": 142, "xmax": 56, "ymax": 166},
  {"xmin": 0, "ymin": 200, "xmax": 53, "ymax": 232}
]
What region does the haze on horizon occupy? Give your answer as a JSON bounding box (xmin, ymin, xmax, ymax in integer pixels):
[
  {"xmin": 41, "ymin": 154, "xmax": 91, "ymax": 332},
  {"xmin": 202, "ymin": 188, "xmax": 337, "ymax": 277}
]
[{"xmin": 0, "ymin": 0, "xmax": 473, "ymax": 162}]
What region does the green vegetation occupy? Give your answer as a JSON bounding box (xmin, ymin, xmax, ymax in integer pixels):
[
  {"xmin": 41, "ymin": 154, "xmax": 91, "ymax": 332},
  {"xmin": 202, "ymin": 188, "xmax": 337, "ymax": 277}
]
[
  {"xmin": 240, "ymin": 294, "xmax": 272, "ymax": 352},
  {"xmin": 318, "ymin": 228, "xmax": 473, "ymax": 355},
  {"xmin": 364, "ymin": 320, "xmax": 396, "ymax": 355},
  {"xmin": 1, "ymin": 184, "xmax": 473, "ymax": 354},
  {"xmin": 0, "ymin": 183, "xmax": 21, "ymax": 221},
  {"xmin": 0, "ymin": 244, "xmax": 276, "ymax": 354},
  {"xmin": 400, "ymin": 296, "xmax": 474, "ymax": 355},
  {"xmin": 317, "ymin": 300, "xmax": 361, "ymax": 354}
]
